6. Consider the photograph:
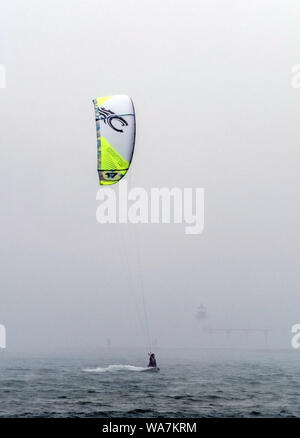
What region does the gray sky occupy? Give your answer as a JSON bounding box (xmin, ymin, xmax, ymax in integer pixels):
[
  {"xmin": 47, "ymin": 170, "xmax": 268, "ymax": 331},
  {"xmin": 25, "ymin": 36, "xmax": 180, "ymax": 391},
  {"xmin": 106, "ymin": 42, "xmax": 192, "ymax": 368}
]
[{"xmin": 0, "ymin": 0, "xmax": 299, "ymax": 352}]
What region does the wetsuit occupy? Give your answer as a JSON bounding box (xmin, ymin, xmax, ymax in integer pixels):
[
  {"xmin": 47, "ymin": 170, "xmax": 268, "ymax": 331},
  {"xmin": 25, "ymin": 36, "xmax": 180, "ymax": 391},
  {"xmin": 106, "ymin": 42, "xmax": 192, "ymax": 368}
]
[{"xmin": 148, "ymin": 357, "xmax": 157, "ymax": 367}]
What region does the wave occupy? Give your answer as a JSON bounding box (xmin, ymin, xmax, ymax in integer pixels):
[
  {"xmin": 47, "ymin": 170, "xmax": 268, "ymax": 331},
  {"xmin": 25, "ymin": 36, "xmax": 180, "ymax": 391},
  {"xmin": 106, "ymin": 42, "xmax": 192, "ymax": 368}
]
[{"xmin": 83, "ymin": 365, "xmax": 148, "ymax": 373}]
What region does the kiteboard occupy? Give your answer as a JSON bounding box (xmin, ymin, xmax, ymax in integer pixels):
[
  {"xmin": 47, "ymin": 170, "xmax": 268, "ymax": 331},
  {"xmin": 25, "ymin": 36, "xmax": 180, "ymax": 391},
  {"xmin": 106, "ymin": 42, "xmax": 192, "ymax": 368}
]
[
  {"xmin": 93, "ymin": 95, "xmax": 136, "ymax": 185},
  {"xmin": 141, "ymin": 367, "xmax": 160, "ymax": 373}
]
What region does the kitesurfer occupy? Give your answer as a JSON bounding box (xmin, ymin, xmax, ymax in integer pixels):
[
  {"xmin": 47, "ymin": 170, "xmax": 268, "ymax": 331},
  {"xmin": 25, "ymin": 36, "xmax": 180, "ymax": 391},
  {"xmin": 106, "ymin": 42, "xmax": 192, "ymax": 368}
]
[{"xmin": 148, "ymin": 353, "xmax": 157, "ymax": 368}]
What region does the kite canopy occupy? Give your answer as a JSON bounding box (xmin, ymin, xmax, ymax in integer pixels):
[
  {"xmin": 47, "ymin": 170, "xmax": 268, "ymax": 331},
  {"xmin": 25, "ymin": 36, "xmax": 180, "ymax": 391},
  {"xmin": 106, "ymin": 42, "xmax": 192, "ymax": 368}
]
[{"xmin": 93, "ymin": 95, "xmax": 136, "ymax": 185}]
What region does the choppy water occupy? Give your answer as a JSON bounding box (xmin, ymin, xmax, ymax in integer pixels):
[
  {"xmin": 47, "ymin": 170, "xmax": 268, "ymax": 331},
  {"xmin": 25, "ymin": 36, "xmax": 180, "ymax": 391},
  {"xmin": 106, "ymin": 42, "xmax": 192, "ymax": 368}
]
[{"xmin": 0, "ymin": 349, "xmax": 300, "ymax": 417}]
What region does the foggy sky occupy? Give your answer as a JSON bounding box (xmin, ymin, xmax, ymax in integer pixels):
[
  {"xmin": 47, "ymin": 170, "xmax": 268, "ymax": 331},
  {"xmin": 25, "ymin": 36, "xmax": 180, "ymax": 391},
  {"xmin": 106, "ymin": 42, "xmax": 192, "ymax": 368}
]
[{"xmin": 0, "ymin": 0, "xmax": 299, "ymax": 352}]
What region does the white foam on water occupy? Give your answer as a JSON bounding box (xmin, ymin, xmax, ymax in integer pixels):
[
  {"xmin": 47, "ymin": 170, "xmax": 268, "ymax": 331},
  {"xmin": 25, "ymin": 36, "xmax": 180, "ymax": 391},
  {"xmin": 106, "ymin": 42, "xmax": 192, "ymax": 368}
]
[{"xmin": 83, "ymin": 364, "xmax": 148, "ymax": 373}]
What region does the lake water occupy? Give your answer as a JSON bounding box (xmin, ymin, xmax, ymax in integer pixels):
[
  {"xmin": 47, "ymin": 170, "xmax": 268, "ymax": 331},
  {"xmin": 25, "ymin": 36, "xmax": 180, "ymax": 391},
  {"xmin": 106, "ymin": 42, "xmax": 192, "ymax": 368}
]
[{"xmin": 0, "ymin": 348, "xmax": 299, "ymax": 417}]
